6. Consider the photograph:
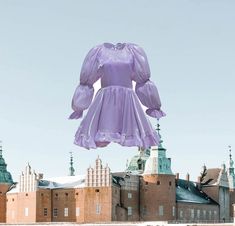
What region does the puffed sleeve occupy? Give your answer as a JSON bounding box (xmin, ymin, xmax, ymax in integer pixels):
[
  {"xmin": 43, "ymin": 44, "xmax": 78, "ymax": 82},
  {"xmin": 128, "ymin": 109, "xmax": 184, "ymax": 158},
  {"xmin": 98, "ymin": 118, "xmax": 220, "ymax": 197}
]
[
  {"xmin": 69, "ymin": 45, "xmax": 102, "ymax": 119},
  {"xmin": 129, "ymin": 44, "xmax": 166, "ymax": 119}
]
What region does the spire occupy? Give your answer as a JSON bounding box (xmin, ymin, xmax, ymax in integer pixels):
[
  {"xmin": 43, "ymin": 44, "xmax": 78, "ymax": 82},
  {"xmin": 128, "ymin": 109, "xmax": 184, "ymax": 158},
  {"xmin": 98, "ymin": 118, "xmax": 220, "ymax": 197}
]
[
  {"xmin": 69, "ymin": 152, "xmax": 75, "ymax": 176},
  {"xmin": 229, "ymin": 145, "xmax": 234, "ymax": 168},
  {"xmin": 228, "ymin": 145, "xmax": 234, "ymax": 175},
  {"xmin": 156, "ymin": 122, "xmax": 164, "ymax": 149},
  {"xmin": 0, "ymin": 140, "xmax": 2, "ymax": 157}
]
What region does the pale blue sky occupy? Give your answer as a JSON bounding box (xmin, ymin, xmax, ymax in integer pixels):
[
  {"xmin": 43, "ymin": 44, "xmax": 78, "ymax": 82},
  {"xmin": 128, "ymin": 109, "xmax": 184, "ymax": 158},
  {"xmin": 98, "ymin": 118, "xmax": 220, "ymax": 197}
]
[{"xmin": 0, "ymin": 0, "xmax": 234, "ymax": 181}]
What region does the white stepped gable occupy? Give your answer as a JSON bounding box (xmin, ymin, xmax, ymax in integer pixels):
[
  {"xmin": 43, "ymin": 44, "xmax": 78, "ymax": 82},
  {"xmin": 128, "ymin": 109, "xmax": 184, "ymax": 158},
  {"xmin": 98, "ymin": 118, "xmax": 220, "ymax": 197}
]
[
  {"xmin": 19, "ymin": 163, "xmax": 41, "ymax": 192},
  {"xmin": 85, "ymin": 156, "xmax": 111, "ymax": 187}
]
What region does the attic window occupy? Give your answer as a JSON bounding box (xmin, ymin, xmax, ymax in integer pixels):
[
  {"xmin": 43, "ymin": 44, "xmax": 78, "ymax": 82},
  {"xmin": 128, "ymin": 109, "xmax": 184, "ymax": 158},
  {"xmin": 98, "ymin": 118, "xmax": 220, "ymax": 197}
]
[
  {"xmin": 76, "ymin": 192, "xmax": 79, "ymax": 196},
  {"xmin": 12, "ymin": 198, "xmax": 14, "ymax": 202},
  {"xmin": 26, "ymin": 193, "xmax": 28, "ymax": 196},
  {"xmin": 95, "ymin": 189, "xmax": 100, "ymax": 193}
]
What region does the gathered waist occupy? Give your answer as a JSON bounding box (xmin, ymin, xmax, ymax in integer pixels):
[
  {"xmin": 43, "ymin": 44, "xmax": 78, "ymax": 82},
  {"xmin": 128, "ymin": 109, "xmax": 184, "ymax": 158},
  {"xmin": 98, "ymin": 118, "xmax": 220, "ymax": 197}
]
[{"xmin": 101, "ymin": 85, "xmax": 133, "ymax": 91}]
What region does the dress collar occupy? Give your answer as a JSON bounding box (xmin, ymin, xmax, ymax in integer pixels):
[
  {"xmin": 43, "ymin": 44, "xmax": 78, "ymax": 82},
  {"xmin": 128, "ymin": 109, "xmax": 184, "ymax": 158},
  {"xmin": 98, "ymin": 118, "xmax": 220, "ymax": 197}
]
[{"xmin": 103, "ymin": 42, "xmax": 126, "ymax": 50}]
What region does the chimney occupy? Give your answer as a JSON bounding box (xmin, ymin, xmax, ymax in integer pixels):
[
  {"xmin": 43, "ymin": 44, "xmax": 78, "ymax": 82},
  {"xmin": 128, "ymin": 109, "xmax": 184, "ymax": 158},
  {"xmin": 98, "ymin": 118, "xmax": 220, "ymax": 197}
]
[
  {"xmin": 186, "ymin": 173, "xmax": 190, "ymax": 182},
  {"xmin": 197, "ymin": 176, "xmax": 202, "ymax": 189},
  {"xmin": 176, "ymin": 173, "xmax": 179, "ymax": 180}
]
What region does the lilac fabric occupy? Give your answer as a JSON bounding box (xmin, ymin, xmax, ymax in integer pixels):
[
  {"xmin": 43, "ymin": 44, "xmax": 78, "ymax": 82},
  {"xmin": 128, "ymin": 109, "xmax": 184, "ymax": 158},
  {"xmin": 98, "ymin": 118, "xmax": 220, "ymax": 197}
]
[{"xmin": 69, "ymin": 43, "xmax": 166, "ymax": 149}]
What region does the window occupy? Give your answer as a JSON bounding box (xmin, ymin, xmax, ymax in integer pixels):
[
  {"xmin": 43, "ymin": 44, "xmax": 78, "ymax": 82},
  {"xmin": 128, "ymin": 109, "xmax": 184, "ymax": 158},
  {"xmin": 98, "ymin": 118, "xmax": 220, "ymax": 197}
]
[
  {"xmin": 25, "ymin": 207, "xmax": 29, "ymax": 217},
  {"xmin": 127, "ymin": 207, "xmax": 132, "ymax": 216},
  {"xmin": 159, "ymin": 205, "xmax": 164, "ymax": 216},
  {"xmin": 64, "ymin": 208, "xmax": 69, "ymax": 217},
  {"xmin": 65, "ymin": 193, "xmax": 68, "ymax": 196},
  {"xmin": 214, "ymin": 210, "xmax": 217, "ymax": 217},
  {"xmin": 96, "ymin": 203, "xmax": 101, "ymax": 214},
  {"xmin": 191, "ymin": 209, "xmax": 194, "ymax": 219},
  {"xmin": 95, "ymin": 189, "xmax": 99, "ymax": 193},
  {"xmin": 128, "ymin": 193, "xmax": 132, "ymax": 199},
  {"xmin": 172, "ymin": 206, "xmax": 175, "ymax": 217},
  {"xmin": 142, "ymin": 206, "xmax": 147, "ymax": 216},
  {"xmin": 11, "ymin": 210, "xmax": 15, "ymax": 219},
  {"xmin": 203, "ymin": 210, "xmax": 206, "ymax": 218},
  {"xmin": 53, "ymin": 208, "xmax": 58, "ymax": 217},
  {"xmin": 157, "ymin": 181, "xmax": 161, "ymax": 185},
  {"xmin": 26, "ymin": 193, "xmax": 28, "ymax": 196},
  {"xmin": 209, "ymin": 210, "xmax": 212, "ymax": 219},
  {"xmin": 180, "ymin": 210, "xmax": 183, "ymax": 218},
  {"xmin": 169, "ymin": 181, "xmax": 172, "ymax": 186},
  {"xmin": 76, "ymin": 207, "xmax": 80, "ymax": 217},
  {"xmin": 197, "ymin": 209, "xmax": 200, "ymax": 218},
  {"xmin": 43, "ymin": 208, "xmax": 48, "ymax": 216}
]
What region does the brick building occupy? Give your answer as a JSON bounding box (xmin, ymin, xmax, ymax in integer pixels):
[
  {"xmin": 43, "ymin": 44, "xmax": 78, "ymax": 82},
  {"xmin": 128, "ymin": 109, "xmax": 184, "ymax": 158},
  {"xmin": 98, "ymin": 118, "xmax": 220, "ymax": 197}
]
[{"xmin": 2, "ymin": 126, "xmax": 235, "ymax": 223}]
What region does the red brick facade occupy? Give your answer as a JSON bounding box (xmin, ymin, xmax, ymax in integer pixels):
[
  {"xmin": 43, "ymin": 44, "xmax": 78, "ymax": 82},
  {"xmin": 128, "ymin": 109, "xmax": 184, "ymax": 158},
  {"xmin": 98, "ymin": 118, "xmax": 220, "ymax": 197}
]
[{"xmin": 140, "ymin": 174, "xmax": 176, "ymax": 221}]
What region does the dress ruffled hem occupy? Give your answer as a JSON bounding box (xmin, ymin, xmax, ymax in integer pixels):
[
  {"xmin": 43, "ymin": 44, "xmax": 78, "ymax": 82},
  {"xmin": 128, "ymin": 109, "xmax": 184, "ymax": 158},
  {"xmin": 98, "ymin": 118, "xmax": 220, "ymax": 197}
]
[{"xmin": 74, "ymin": 130, "xmax": 159, "ymax": 150}]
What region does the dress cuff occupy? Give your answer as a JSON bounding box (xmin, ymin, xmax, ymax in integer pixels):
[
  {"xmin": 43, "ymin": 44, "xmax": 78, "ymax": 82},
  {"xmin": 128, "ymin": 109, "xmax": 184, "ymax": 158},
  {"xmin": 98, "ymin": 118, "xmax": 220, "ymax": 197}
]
[
  {"xmin": 146, "ymin": 109, "xmax": 166, "ymax": 119},
  {"xmin": 68, "ymin": 110, "xmax": 83, "ymax": 119}
]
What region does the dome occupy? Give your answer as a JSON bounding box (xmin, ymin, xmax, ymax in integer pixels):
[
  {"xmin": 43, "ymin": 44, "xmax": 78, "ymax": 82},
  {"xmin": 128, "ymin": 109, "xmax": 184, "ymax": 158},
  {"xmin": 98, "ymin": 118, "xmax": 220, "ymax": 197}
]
[
  {"xmin": 0, "ymin": 148, "xmax": 13, "ymax": 184},
  {"xmin": 0, "ymin": 157, "xmax": 6, "ymax": 166},
  {"xmin": 127, "ymin": 147, "xmax": 150, "ymax": 172}
]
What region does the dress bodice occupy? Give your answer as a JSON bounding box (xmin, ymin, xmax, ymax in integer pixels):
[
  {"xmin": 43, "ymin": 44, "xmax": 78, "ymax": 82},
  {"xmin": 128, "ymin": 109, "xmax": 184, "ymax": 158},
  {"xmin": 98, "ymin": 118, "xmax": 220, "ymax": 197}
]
[
  {"xmin": 70, "ymin": 42, "xmax": 165, "ymax": 121},
  {"xmin": 100, "ymin": 44, "xmax": 133, "ymax": 88}
]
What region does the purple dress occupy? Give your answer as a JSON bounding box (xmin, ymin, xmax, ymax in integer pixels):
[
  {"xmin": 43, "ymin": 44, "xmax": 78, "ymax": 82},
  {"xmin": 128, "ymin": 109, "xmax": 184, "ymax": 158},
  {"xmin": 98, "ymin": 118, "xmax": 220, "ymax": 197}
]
[{"xmin": 69, "ymin": 43, "xmax": 166, "ymax": 149}]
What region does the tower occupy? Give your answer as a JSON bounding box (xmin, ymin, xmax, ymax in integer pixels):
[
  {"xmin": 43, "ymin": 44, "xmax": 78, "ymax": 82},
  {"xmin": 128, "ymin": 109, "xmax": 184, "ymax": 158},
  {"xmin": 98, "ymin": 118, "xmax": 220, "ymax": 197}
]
[
  {"xmin": 228, "ymin": 146, "xmax": 235, "ymax": 189},
  {"xmin": 69, "ymin": 152, "xmax": 75, "ymax": 176},
  {"xmin": 144, "ymin": 124, "xmax": 173, "ymax": 175},
  {"xmin": 0, "ymin": 142, "xmax": 14, "ymax": 222},
  {"xmin": 227, "ymin": 146, "xmax": 235, "ymax": 220},
  {"xmin": 140, "ymin": 124, "xmax": 176, "ymax": 221}
]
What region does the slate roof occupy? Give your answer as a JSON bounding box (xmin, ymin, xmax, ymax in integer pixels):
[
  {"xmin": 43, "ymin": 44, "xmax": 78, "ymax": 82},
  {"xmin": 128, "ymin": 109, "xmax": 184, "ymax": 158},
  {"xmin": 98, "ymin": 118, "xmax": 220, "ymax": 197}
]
[
  {"xmin": 176, "ymin": 179, "xmax": 218, "ymax": 205},
  {"xmin": 200, "ymin": 168, "xmax": 221, "ymax": 186},
  {"xmin": 38, "ymin": 175, "xmax": 86, "ymax": 189}
]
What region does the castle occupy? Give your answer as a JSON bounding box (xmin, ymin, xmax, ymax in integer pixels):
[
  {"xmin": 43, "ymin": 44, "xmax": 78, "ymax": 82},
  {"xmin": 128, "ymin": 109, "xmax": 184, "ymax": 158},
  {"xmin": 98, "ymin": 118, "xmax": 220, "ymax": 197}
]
[{"xmin": 1, "ymin": 127, "xmax": 235, "ymax": 223}]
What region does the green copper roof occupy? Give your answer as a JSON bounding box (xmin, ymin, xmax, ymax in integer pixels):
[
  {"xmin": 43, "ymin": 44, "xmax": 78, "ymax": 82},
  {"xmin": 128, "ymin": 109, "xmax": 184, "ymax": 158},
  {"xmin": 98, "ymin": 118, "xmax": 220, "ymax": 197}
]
[
  {"xmin": 0, "ymin": 146, "xmax": 14, "ymax": 184},
  {"xmin": 127, "ymin": 147, "xmax": 150, "ymax": 172}
]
